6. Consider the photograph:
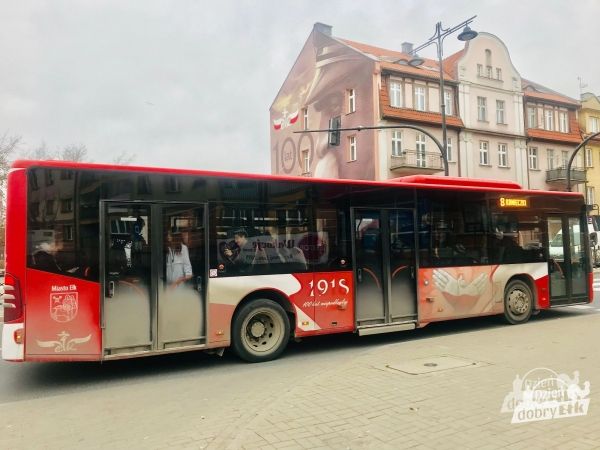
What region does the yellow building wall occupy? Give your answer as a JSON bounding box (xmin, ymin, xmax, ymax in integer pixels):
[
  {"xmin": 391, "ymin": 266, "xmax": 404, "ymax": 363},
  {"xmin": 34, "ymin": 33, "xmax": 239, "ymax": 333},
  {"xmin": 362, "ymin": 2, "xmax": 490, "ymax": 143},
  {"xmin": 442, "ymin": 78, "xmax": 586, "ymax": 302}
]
[{"xmin": 579, "ymin": 94, "xmax": 600, "ymax": 219}]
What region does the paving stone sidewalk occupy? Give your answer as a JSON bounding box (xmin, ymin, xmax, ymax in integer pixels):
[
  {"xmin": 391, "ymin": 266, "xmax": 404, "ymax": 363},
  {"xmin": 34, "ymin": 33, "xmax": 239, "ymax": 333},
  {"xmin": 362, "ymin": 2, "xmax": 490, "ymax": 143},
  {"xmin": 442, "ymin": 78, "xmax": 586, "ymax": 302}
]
[{"xmin": 1, "ymin": 309, "xmax": 599, "ymax": 449}]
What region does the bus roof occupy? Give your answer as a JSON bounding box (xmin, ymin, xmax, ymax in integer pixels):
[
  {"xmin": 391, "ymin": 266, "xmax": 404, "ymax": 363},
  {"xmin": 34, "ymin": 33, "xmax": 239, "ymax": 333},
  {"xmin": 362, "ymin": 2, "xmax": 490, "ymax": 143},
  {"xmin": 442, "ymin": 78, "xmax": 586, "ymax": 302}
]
[{"xmin": 11, "ymin": 159, "xmax": 584, "ymax": 198}]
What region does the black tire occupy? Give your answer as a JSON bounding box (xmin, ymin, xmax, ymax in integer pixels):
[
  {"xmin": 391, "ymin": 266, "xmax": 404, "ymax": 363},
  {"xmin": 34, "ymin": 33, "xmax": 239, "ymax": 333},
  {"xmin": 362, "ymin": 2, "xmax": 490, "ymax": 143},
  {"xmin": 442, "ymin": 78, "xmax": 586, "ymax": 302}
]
[
  {"xmin": 503, "ymin": 279, "xmax": 534, "ymax": 325},
  {"xmin": 231, "ymin": 299, "xmax": 290, "ymax": 363}
]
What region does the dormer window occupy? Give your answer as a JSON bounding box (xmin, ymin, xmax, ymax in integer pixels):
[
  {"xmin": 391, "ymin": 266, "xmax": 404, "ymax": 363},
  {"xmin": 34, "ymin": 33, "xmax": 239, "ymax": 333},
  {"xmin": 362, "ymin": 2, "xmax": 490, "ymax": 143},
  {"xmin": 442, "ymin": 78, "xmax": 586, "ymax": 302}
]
[
  {"xmin": 414, "ymin": 86, "xmax": 426, "ymax": 111},
  {"xmin": 389, "ymin": 80, "xmax": 402, "ymax": 108}
]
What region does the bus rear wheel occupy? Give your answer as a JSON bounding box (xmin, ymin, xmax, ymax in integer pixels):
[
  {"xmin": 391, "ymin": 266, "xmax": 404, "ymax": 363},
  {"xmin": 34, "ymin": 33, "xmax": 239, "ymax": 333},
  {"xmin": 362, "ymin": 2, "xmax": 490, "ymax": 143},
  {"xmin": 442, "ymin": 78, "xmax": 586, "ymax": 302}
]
[
  {"xmin": 232, "ymin": 299, "xmax": 290, "ymax": 363},
  {"xmin": 503, "ymin": 280, "xmax": 533, "ymax": 325}
]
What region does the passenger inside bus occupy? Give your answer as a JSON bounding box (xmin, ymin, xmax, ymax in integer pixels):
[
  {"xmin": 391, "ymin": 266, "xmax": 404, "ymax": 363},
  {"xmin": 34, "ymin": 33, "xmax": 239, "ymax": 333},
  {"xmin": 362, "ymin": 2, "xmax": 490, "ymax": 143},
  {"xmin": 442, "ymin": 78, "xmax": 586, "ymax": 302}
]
[
  {"xmin": 31, "ymin": 241, "xmax": 62, "ymax": 273},
  {"xmin": 165, "ymin": 230, "xmax": 193, "ymax": 288}
]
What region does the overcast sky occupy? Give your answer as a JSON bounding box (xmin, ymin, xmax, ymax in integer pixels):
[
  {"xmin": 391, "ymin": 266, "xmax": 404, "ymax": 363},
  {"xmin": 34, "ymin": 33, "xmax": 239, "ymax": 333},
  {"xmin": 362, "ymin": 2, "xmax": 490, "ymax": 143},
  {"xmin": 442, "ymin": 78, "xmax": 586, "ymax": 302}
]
[{"xmin": 1, "ymin": 0, "xmax": 598, "ymax": 173}]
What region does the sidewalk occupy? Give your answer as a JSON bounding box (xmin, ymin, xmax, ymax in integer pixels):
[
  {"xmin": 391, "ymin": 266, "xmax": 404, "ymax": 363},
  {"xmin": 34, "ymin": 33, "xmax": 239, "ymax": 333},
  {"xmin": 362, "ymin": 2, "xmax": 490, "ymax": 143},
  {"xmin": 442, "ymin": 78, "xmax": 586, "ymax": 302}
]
[
  {"xmin": 214, "ymin": 310, "xmax": 600, "ymax": 449},
  {"xmin": 1, "ymin": 308, "xmax": 599, "ymax": 449}
]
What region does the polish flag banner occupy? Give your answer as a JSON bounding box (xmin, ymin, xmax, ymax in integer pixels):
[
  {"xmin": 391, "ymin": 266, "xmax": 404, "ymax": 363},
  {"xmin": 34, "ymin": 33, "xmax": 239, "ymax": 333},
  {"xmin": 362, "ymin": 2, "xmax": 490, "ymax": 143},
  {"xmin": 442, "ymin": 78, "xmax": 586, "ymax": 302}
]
[{"xmin": 288, "ymin": 110, "xmax": 299, "ymax": 124}]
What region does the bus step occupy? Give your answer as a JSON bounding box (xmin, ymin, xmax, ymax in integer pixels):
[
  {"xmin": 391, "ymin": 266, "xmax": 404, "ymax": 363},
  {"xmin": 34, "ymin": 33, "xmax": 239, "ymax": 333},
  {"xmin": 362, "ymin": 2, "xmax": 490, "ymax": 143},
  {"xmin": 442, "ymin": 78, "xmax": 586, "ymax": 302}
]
[{"xmin": 358, "ymin": 322, "xmax": 416, "ymax": 336}]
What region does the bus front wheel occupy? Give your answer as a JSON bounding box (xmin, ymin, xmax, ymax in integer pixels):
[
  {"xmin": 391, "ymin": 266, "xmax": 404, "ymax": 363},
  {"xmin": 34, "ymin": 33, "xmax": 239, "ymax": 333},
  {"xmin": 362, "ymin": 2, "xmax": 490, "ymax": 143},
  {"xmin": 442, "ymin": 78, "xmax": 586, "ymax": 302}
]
[
  {"xmin": 232, "ymin": 299, "xmax": 290, "ymax": 363},
  {"xmin": 503, "ymin": 280, "xmax": 533, "ymax": 325}
]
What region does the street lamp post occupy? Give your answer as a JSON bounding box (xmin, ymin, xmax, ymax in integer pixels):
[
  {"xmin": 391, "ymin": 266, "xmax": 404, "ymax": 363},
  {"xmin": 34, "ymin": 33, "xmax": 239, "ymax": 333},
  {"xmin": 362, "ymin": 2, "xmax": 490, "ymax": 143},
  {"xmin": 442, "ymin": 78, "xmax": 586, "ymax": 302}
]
[{"xmin": 408, "ymin": 16, "xmax": 478, "ymax": 165}]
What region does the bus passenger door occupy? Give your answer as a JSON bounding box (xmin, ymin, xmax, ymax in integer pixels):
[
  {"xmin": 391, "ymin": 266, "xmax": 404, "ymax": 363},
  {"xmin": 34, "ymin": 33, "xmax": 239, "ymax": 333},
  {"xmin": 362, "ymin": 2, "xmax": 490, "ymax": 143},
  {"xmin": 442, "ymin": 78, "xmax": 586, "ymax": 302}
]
[
  {"xmin": 353, "ymin": 208, "xmax": 417, "ymax": 327},
  {"xmin": 102, "ymin": 203, "xmax": 153, "ymax": 354},
  {"xmin": 548, "ymin": 215, "xmax": 589, "ymax": 305},
  {"xmin": 157, "ymin": 204, "xmax": 206, "ymax": 349}
]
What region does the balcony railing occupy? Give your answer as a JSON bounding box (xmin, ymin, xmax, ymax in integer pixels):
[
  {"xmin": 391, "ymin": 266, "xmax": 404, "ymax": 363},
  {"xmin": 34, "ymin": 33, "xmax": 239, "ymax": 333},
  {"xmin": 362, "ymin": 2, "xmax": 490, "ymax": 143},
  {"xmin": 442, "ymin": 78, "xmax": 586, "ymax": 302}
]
[
  {"xmin": 390, "ymin": 149, "xmax": 444, "ymax": 175},
  {"xmin": 546, "ymin": 166, "xmax": 586, "ymax": 185}
]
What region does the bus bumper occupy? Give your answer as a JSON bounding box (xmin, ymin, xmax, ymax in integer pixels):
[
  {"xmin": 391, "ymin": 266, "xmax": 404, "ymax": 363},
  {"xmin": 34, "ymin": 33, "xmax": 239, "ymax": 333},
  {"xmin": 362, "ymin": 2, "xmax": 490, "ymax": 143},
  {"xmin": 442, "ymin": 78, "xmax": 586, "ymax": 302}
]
[{"xmin": 2, "ymin": 323, "xmax": 24, "ymax": 361}]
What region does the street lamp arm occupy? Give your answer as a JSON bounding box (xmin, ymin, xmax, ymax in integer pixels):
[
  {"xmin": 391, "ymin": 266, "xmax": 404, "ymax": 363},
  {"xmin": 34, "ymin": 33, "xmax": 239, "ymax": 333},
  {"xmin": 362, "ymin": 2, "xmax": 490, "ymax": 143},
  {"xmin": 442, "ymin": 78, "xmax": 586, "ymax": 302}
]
[
  {"xmin": 411, "ymin": 15, "xmax": 477, "ymax": 55},
  {"xmin": 567, "ymin": 131, "xmax": 600, "ymax": 192},
  {"xmin": 294, "ymin": 124, "xmax": 448, "ymax": 176}
]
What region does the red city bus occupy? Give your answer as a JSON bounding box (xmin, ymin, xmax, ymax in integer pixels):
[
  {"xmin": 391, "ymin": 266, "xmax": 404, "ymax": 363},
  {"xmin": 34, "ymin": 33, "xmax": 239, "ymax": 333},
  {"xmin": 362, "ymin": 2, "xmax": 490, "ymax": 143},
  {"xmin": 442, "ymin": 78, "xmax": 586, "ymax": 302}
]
[{"xmin": 1, "ymin": 160, "xmax": 593, "ymax": 362}]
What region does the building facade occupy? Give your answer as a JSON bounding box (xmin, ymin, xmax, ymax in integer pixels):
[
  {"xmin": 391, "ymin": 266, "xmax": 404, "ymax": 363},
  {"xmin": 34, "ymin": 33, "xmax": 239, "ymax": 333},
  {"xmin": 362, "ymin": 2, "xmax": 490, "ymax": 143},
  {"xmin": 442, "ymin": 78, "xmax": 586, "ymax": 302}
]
[
  {"xmin": 271, "ymin": 23, "xmax": 585, "ymax": 193},
  {"xmin": 579, "ymin": 93, "xmax": 600, "ymax": 218}
]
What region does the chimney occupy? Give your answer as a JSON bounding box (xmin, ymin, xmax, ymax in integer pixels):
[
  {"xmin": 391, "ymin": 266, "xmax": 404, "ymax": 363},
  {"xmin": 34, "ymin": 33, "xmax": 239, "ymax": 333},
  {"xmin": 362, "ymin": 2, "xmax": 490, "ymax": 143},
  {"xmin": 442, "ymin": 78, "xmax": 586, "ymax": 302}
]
[
  {"xmin": 314, "ymin": 22, "xmax": 332, "ymax": 36},
  {"xmin": 401, "ymin": 42, "xmax": 413, "ymax": 54}
]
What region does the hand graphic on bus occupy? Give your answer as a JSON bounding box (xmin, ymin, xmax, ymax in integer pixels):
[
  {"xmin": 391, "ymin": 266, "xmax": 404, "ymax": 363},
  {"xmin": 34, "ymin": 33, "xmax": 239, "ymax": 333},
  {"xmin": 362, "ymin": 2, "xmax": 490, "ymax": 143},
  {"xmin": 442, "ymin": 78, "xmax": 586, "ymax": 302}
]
[{"xmin": 432, "ymin": 269, "xmax": 487, "ymax": 299}]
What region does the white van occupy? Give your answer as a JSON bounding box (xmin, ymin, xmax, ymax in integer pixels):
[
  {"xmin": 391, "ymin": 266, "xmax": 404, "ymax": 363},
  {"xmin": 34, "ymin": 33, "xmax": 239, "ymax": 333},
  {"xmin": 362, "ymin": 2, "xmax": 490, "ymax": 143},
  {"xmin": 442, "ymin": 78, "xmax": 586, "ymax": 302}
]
[{"xmin": 549, "ymin": 220, "xmax": 599, "ymax": 266}]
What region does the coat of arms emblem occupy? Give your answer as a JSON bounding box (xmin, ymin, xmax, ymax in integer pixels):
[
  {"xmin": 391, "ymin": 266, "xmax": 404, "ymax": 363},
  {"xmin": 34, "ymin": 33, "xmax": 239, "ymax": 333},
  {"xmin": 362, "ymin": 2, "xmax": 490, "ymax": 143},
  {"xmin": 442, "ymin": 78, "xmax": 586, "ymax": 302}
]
[{"xmin": 50, "ymin": 292, "xmax": 79, "ymax": 322}]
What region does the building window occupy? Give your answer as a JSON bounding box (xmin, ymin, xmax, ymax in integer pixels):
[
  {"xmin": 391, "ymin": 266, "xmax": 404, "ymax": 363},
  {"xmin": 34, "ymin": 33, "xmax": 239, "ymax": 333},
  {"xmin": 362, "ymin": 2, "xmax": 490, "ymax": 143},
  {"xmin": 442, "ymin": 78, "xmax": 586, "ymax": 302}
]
[
  {"xmin": 302, "ymin": 108, "xmax": 308, "ymax": 130},
  {"xmin": 391, "ymin": 131, "xmax": 402, "ymax": 157},
  {"xmin": 301, "ymin": 149, "xmax": 310, "ymax": 174},
  {"xmin": 347, "ymin": 89, "xmax": 356, "ymax": 113},
  {"xmin": 496, "ymin": 68, "xmax": 502, "ymax": 80},
  {"xmin": 63, "ymin": 225, "xmax": 74, "ymax": 241},
  {"xmin": 498, "ymin": 143, "xmax": 508, "ymax": 167},
  {"xmin": 477, "ymin": 64, "xmax": 483, "ymax": 76},
  {"xmin": 485, "ymin": 49, "xmax": 492, "ymax": 66},
  {"xmin": 414, "ymin": 86, "xmax": 426, "ymax": 111},
  {"xmin": 528, "ymin": 107, "xmax": 537, "ymax": 128},
  {"xmin": 45, "ymin": 199, "xmax": 55, "ymax": 214},
  {"xmin": 590, "ymin": 117, "xmax": 600, "ymax": 133},
  {"xmin": 389, "ymin": 80, "xmax": 402, "ymax": 108},
  {"xmin": 561, "ymin": 150, "xmax": 569, "ymax": 168},
  {"xmin": 586, "ymin": 147, "xmax": 593, "ymax": 168},
  {"xmin": 348, "ymin": 136, "xmax": 357, "ymax": 161},
  {"xmin": 60, "ymin": 170, "xmax": 74, "ymax": 180},
  {"xmin": 496, "ymin": 100, "xmax": 505, "ymax": 124},
  {"xmin": 528, "ymin": 147, "xmax": 538, "ymax": 170},
  {"xmin": 559, "ymin": 112, "xmax": 568, "ymax": 133},
  {"xmin": 479, "ymin": 141, "xmax": 489, "ymax": 165},
  {"xmin": 45, "ymin": 170, "xmax": 54, "ymax": 186},
  {"xmin": 547, "ymin": 149, "xmax": 555, "ymax": 170},
  {"xmin": 446, "ymin": 137, "xmax": 453, "ymax": 162},
  {"xmin": 444, "ymin": 90, "xmax": 452, "ymax": 116},
  {"xmin": 61, "ymin": 198, "xmax": 73, "ymax": 213},
  {"xmin": 587, "ymin": 187, "xmax": 595, "ymax": 206},
  {"xmin": 416, "ymin": 133, "xmax": 426, "ymax": 167},
  {"xmin": 545, "ymin": 109, "xmax": 554, "ymax": 131},
  {"xmin": 477, "ymin": 97, "xmax": 487, "ymax": 121}
]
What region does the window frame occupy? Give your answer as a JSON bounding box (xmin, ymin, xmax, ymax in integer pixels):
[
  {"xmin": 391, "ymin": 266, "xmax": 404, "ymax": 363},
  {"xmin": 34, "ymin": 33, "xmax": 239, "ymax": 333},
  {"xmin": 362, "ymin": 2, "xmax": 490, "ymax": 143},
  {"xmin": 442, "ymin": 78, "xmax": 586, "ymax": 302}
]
[
  {"xmin": 545, "ymin": 109, "xmax": 554, "ymax": 131},
  {"xmin": 416, "ymin": 133, "xmax": 426, "ymax": 168},
  {"xmin": 498, "ymin": 143, "xmax": 508, "ymax": 167},
  {"xmin": 479, "ymin": 141, "xmax": 490, "ymax": 166},
  {"xmin": 348, "ymin": 135, "xmax": 357, "ymax": 162},
  {"xmin": 444, "ymin": 90, "xmax": 453, "ymax": 116},
  {"xmin": 391, "ymin": 131, "xmax": 402, "ymax": 157},
  {"xmin": 477, "ymin": 96, "xmax": 487, "ymax": 121},
  {"xmin": 528, "ymin": 147, "xmax": 539, "ymax": 170},
  {"xmin": 414, "ymin": 85, "xmax": 426, "ymax": 111},
  {"xmin": 347, "ymin": 89, "xmax": 356, "ymax": 114},
  {"xmin": 496, "ymin": 100, "xmax": 505, "ymax": 124},
  {"xmin": 389, "ymin": 80, "xmax": 403, "ymax": 108}
]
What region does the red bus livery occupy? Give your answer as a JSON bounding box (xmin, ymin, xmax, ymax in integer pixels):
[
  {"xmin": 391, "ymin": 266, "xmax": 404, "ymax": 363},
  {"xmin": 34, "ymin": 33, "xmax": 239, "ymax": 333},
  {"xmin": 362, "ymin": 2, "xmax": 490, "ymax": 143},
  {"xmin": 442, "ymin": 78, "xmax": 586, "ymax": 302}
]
[{"xmin": 1, "ymin": 161, "xmax": 592, "ymax": 362}]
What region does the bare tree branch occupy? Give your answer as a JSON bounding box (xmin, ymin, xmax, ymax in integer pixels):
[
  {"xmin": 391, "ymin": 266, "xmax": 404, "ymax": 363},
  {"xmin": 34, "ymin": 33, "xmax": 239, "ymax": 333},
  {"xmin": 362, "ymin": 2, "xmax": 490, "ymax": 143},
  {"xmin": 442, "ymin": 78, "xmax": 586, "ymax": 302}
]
[
  {"xmin": 61, "ymin": 143, "xmax": 89, "ymax": 162},
  {"xmin": 112, "ymin": 150, "xmax": 136, "ymax": 165}
]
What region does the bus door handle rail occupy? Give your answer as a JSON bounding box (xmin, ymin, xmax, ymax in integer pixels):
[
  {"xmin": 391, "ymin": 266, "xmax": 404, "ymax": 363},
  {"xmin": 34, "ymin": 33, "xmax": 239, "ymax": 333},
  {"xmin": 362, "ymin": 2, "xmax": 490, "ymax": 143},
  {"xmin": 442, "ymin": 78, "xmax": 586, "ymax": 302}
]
[
  {"xmin": 357, "ymin": 268, "xmax": 362, "ymax": 283},
  {"xmin": 107, "ymin": 280, "xmax": 115, "ymax": 298}
]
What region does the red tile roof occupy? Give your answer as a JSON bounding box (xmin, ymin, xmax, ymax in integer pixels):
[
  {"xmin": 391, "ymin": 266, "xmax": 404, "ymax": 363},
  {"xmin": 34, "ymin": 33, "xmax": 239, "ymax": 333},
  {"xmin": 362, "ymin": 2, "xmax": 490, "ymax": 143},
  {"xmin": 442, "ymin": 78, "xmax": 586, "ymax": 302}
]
[
  {"xmin": 340, "ymin": 39, "xmax": 455, "ymax": 81},
  {"xmin": 522, "ymin": 79, "xmax": 580, "ymax": 106},
  {"xmin": 442, "ymin": 49, "xmax": 465, "ymax": 80},
  {"xmin": 379, "ymin": 76, "xmax": 464, "ymax": 128}
]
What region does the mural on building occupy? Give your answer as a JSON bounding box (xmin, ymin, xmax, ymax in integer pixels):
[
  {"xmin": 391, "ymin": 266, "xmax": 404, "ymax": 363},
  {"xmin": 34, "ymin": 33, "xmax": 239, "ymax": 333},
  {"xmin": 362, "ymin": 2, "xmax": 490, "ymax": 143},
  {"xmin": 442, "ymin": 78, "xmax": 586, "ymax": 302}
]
[{"xmin": 270, "ymin": 25, "xmax": 376, "ymax": 180}]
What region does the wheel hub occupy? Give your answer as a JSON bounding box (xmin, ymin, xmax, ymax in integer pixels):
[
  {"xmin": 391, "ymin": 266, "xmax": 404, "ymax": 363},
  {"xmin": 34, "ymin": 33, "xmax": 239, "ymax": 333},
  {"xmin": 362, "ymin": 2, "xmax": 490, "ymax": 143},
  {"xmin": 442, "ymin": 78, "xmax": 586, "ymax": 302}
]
[
  {"xmin": 250, "ymin": 320, "xmax": 266, "ymax": 338},
  {"xmin": 509, "ymin": 290, "xmax": 529, "ymax": 315}
]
